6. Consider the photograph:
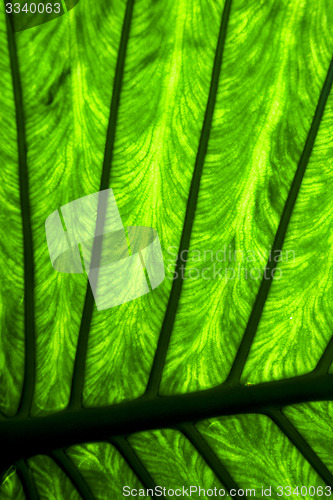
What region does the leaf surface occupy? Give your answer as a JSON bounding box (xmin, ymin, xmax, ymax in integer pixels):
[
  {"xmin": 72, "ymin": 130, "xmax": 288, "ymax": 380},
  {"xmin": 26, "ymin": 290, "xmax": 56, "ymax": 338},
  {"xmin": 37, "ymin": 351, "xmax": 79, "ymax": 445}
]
[{"xmin": 0, "ymin": 0, "xmax": 333, "ymax": 498}]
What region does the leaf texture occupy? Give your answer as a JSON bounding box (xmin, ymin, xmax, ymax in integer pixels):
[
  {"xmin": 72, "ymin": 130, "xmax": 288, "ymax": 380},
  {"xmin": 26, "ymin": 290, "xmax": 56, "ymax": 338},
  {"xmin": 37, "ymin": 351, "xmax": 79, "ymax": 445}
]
[{"xmin": 0, "ymin": 0, "xmax": 333, "ymax": 498}]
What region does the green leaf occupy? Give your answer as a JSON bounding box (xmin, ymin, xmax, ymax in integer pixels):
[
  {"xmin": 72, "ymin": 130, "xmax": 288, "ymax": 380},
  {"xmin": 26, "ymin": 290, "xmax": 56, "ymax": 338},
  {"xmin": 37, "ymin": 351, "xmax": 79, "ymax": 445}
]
[{"xmin": 0, "ymin": 0, "xmax": 333, "ymax": 498}]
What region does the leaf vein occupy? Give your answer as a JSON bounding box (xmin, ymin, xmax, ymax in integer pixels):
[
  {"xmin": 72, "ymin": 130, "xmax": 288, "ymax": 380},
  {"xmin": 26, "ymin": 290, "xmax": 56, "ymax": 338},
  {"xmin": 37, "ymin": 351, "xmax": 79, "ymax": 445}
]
[
  {"xmin": 50, "ymin": 449, "xmax": 95, "ymax": 500},
  {"xmin": 111, "ymin": 436, "xmax": 166, "ymax": 499},
  {"xmin": 68, "ymin": 0, "xmax": 135, "ymax": 410},
  {"xmin": 5, "ymin": 13, "xmax": 36, "ymax": 418},
  {"xmin": 226, "ymin": 56, "xmax": 333, "ymax": 384},
  {"xmin": 145, "ymin": 0, "xmax": 233, "ymax": 397},
  {"xmin": 266, "ymin": 409, "xmax": 333, "ymax": 488}
]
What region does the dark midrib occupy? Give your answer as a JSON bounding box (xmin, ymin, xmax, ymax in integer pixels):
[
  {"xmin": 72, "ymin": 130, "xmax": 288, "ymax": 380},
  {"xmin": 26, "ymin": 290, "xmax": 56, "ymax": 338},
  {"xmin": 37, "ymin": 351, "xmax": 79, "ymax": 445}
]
[
  {"xmin": 226, "ymin": 55, "xmax": 333, "ymax": 384},
  {"xmin": 179, "ymin": 423, "xmax": 246, "ymax": 499},
  {"xmin": 68, "ymin": 0, "xmax": 135, "ymax": 410},
  {"xmin": 15, "ymin": 460, "xmax": 39, "ymax": 500},
  {"xmin": 51, "ymin": 449, "xmax": 95, "ymax": 500},
  {"xmin": 5, "ymin": 16, "xmax": 35, "ymax": 417},
  {"xmin": 145, "ymin": 0, "xmax": 233, "ymax": 397},
  {"xmin": 266, "ymin": 409, "xmax": 333, "ymax": 488},
  {"xmin": 1, "ymin": 373, "xmax": 332, "ymax": 475},
  {"xmin": 111, "ymin": 436, "xmax": 166, "ymax": 499}
]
